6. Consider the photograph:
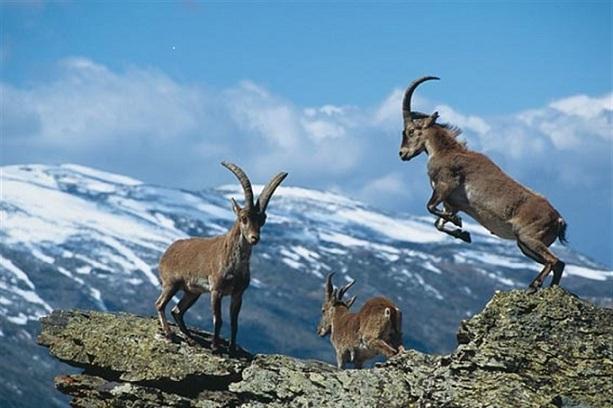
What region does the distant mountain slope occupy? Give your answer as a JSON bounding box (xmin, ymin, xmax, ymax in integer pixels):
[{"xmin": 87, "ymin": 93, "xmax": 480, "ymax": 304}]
[{"xmin": 1, "ymin": 164, "xmax": 611, "ymax": 407}]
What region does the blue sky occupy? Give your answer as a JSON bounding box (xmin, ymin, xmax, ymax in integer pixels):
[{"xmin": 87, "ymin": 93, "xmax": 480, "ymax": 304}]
[{"xmin": 1, "ymin": 1, "xmax": 611, "ymax": 266}]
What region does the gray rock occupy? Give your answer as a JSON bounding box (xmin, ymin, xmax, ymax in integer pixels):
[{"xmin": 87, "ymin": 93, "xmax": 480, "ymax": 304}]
[{"xmin": 38, "ymin": 287, "xmax": 613, "ymax": 407}]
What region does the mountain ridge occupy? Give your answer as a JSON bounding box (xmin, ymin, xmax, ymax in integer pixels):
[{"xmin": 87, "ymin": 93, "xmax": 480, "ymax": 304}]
[{"xmin": 1, "ymin": 163, "xmax": 612, "ymax": 406}]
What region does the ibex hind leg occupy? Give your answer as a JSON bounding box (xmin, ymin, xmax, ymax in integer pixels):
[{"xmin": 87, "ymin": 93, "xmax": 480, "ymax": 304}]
[
  {"xmin": 367, "ymin": 338, "xmax": 398, "ymax": 358},
  {"xmin": 517, "ymin": 238, "xmax": 560, "ymax": 292},
  {"xmin": 171, "ymin": 291, "xmax": 201, "ymax": 345},
  {"xmin": 155, "ymin": 283, "xmax": 180, "ymax": 338},
  {"xmin": 550, "ymin": 260, "xmax": 565, "ymax": 287}
]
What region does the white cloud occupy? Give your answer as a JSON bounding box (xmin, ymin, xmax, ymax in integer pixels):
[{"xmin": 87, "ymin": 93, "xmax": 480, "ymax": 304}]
[
  {"xmin": 1, "ymin": 58, "xmax": 611, "ymax": 226},
  {"xmin": 358, "ymin": 172, "xmax": 409, "ymax": 202},
  {"xmin": 373, "ymin": 89, "xmax": 404, "ymax": 125},
  {"xmin": 1, "ymin": 57, "xmax": 611, "ymax": 265},
  {"xmin": 549, "ymin": 93, "xmax": 613, "ymax": 119},
  {"xmin": 301, "ymin": 118, "xmax": 346, "ymax": 141},
  {"xmin": 433, "ymin": 104, "xmax": 491, "ymax": 135},
  {"xmin": 512, "ymin": 93, "xmax": 612, "ymax": 151}
]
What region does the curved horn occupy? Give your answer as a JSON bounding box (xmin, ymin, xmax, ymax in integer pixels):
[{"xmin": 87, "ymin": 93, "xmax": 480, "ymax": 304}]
[
  {"xmin": 256, "ymin": 171, "xmax": 288, "ymax": 214},
  {"xmin": 337, "ymin": 280, "xmax": 355, "ymax": 299},
  {"xmin": 325, "ymin": 272, "xmax": 335, "ymax": 299},
  {"xmin": 221, "ymin": 161, "xmax": 254, "ymax": 209},
  {"xmin": 402, "ymin": 76, "xmax": 440, "ymax": 124},
  {"xmin": 346, "ymin": 295, "xmax": 357, "ymax": 308}
]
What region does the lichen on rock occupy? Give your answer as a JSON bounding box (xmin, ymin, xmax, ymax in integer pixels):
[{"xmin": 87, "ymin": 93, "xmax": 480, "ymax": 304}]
[{"xmin": 38, "ymin": 287, "xmax": 613, "ymax": 407}]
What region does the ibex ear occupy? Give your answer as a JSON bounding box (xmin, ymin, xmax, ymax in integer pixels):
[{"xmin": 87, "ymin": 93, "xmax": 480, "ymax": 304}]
[
  {"xmin": 346, "ymin": 296, "xmax": 357, "ymax": 308},
  {"xmin": 423, "ymin": 111, "xmax": 439, "ymax": 128},
  {"xmin": 325, "ymin": 273, "xmax": 335, "ymax": 300},
  {"xmin": 258, "ymin": 212, "xmax": 267, "ymax": 226},
  {"xmin": 230, "ymin": 198, "xmax": 241, "ymax": 214}
]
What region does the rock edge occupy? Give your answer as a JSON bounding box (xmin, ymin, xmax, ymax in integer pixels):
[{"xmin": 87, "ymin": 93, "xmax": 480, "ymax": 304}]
[{"xmin": 38, "ymin": 287, "xmax": 613, "ymax": 407}]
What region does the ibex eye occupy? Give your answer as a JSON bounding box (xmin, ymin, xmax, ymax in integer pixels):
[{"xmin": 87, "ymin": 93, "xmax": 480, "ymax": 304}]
[{"xmin": 241, "ymin": 216, "xmax": 247, "ymax": 224}]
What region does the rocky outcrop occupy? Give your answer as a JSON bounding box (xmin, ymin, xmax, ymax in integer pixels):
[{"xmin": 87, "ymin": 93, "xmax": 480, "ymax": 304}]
[{"xmin": 38, "ymin": 287, "xmax": 613, "ymax": 407}]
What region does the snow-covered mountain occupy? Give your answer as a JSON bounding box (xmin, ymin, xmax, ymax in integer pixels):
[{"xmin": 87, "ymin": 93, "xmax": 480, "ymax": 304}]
[{"xmin": 1, "ymin": 164, "xmax": 611, "ymax": 407}]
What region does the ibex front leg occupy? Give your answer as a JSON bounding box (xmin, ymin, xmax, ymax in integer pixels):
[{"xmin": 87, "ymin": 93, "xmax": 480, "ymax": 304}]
[
  {"xmin": 427, "ymin": 188, "xmax": 471, "ymax": 243},
  {"xmin": 210, "ymin": 290, "xmax": 223, "ymax": 352},
  {"xmin": 229, "ymin": 291, "xmax": 243, "ymax": 353},
  {"xmin": 171, "ymin": 291, "xmax": 200, "ymax": 346},
  {"xmin": 335, "ymin": 349, "xmax": 348, "ymax": 369}
]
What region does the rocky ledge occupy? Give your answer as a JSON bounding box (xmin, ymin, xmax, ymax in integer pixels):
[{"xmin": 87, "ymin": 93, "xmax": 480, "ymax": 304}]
[{"xmin": 38, "ymin": 287, "xmax": 613, "ymax": 407}]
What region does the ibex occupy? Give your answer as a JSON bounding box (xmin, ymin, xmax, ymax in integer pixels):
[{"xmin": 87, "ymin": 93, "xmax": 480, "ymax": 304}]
[
  {"xmin": 399, "ymin": 76, "xmax": 567, "ymax": 292},
  {"xmin": 155, "ymin": 161, "xmax": 287, "ymax": 352},
  {"xmin": 317, "ymin": 273, "xmax": 403, "ymax": 369}
]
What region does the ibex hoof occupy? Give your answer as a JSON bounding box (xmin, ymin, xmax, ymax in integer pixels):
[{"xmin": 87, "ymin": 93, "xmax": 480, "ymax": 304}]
[
  {"xmin": 451, "ymin": 215, "xmax": 462, "ymax": 228},
  {"xmin": 525, "ymin": 286, "xmax": 538, "ymax": 295},
  {"xmin": 458, "ymin": 231, "xmax": 471, "ymax": 243},
  {"xmin": 160, "ymin": 330, "xmax": 177, "ymax": 343},
  {"xmin": 185, "ymin": 336, "xmax": 198, "ymax": 347}
]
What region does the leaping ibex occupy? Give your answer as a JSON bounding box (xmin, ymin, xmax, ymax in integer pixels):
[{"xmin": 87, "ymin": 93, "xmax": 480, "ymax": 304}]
[
  {"xmin": 399, "ymin": 76, "xmax": 567, "ymax": 292},
  {"xmin": 317, "ymin": 273, "xmax": 404, "ymax": 369},
  {"xmin": 155, "ymin": 161, "xmax": 287, "ymax": 352}
]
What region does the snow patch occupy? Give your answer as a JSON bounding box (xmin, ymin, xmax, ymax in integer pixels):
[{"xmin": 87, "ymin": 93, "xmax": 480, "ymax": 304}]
[
  {"xmin": 292, "ymin": 245, "xmax": 321, "ymax": 260},
  {"xmin": 57, "ymin": 267, "xmax": 85, "ymax": 285},
  {"xmin": 414, "ymin": 273, "xmax": 443, "ymax": 300},
  {"xmin": 462, "ymin": 251, "xmax": 535, "ymax": 270},
  {"xmin": 0, "ymin": 296, "xmax": 13, "ymax": 305},
  {"xmin": 30, "ymin": 248, "xmax": 55, "ymax": 264},
  {"xmin": 76, "ymin": 266, "xmax": 92, "ymax": 275},
  {"xmin": 280, "ymin": 248, "xmax": 300, "ymax": 261},
  {"xmin": 251, "ymin": 278, "xmax": 264, "ymax": 288},
  {"xmin": 564, "ymin": 265, "xmax": 613, "ymax": 281},
  {"xmin": 422, "ymin": 262, "xmax": 442, "ymax": 275},
  {"xmin": 0, "ymin": 256, "xmax": 35, "ymax": 289},
  {"xmin": 282, "ymin": 258, "xmax": 302, "ymax": 270},
  {"xmin": 6, "ymin": 313, "xmax": 28, "ymax": 325},
  {"xmin": 61, "ymin": 164, "xmax": 142, "ymax": 185},
  {"xmin": 336, "ymin": 208, "xmax": 444, "ymax": 244},
  {"xmin": 319, "ymin": 231, "xmax": 369, "ymax": 247},
  {"xmin": 97, "ymin": 236, "xmax": 159, "ymax": 286},
  {"xmin": 219, "ymin": 184, "xmax": 355, "ymax": 207},
  {"xmin": 320, "ymin": 247, "xmax": 348, "ymax": 255},
  {"xmin": 377, "ymin": 252, "xmax": 400, "ymax": 262}
]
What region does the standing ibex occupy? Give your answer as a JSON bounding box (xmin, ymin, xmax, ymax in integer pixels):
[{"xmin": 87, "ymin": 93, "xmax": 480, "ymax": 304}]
[
  {"xmin": 399, "ymin": 76, "xmax": 567, "ymax": 292},
  {"xmin": 317, "ymin": 273, "xmax": 403, "ymax": 369},
  {"xmin": 155, "ymin": 161, "xmax": 287, "ymax": 352}
]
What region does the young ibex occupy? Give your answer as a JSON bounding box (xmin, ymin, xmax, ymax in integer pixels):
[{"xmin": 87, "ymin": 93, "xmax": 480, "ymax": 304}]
[
  {"xmin": 155, "ymin": 161, "xmax": 287, "ymax": 352},
  {"xmin": 317, "ymin": 273, "xmax": 403, "ymax": 369},
  {"xmin": 399, "ymin": 76, "xmax": 567, "ymax": 292}
]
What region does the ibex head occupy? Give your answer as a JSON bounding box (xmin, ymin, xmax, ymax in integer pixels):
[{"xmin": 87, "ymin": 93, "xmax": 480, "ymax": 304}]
[
  {"xmin": 399, "ymin": 76, "xmax": 440, "ymax": 161},
  {"xmin": 317, "ymin": 273, "xmax": 357, "ymax": 337},
  {"xmin": 222, "ymin": 161, "xmax": 288, "ymax": 245}
]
